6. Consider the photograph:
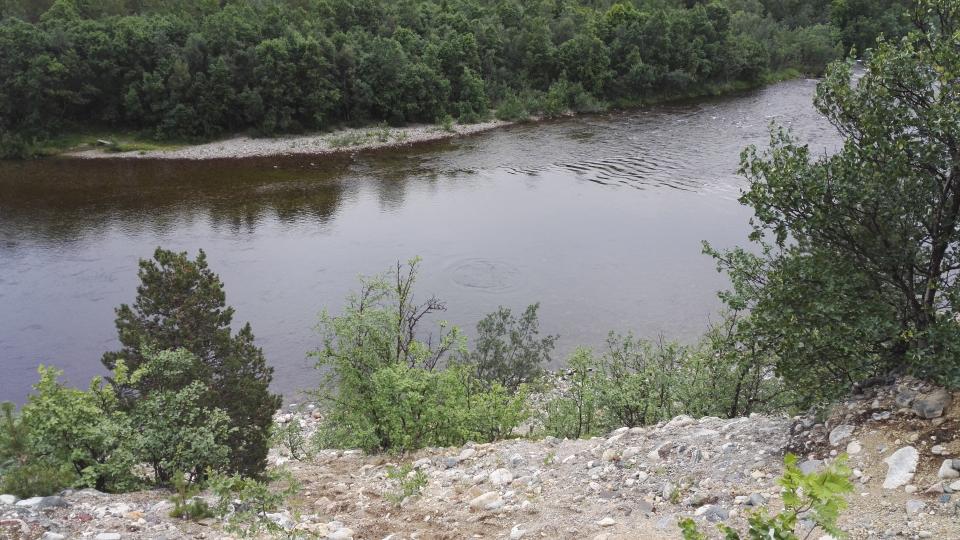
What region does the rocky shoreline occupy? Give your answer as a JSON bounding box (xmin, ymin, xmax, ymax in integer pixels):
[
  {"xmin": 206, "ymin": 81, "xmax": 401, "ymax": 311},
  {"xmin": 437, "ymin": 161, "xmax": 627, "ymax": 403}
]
[
  {"xmin": 63, "ymin": 120, "xmax": 513, "ymax": 161},
  {"xmin": 3, "ymin": 378, "xmax": 960, "ymax": 539}
]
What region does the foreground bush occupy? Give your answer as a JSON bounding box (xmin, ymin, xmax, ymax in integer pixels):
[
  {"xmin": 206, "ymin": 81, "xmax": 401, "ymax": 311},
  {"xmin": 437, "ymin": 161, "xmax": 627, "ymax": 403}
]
[
  {"xmin": 707, "ymin": 1, "xmax": 960, "ymax": 403},
  {"xmin": 312, "ymin": 259, "xmax": 530, "ymax": 452},
  {"xmin": 102, "ymin": 248, "xmax": 280, "ymax": 477},
  {"xmin": 544, "ymin": 315, "xmax": 791, "ymax": 438},
  {"xmin": 0, "ymin": 348, "xmax": 237, "ymax": 496}
]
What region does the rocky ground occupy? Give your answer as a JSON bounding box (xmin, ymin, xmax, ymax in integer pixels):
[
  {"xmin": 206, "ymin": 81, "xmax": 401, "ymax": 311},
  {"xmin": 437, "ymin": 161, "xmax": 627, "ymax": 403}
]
[
  {"xmin": 3, "ymin": 377, "xmax": 960, "ymax": 540},
  {"xmin": 64, "ymin": 121, "xmax": 512, "ymax": 160}
]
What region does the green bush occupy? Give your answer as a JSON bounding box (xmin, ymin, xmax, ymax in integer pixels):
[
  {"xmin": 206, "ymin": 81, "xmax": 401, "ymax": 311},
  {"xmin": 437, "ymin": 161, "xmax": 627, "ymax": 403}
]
[
  {"xmin": 118, "ymin": 349, "xmax": 234, "ymax": 485},
  {"xmin": 466, "ymin": 303, "xmax": 557, "ymax": 391},
  {"xmin": 209, "ymin": 469, "xmax": 300, "ymax": 538},
  {"xmin": 312, "ymin": 259, "xmax": 529, "ymax": 452},
  {"xmin": 544, "ymin": 315, "xmax": 790, "ymax": 438},
  {"xmin": 680, "ymin": 454, "xmax": 853, "ymax": 539},
  {"xmin": 19, "ymin": 366, "xmax": 137, "ymax": 493},
  {"xmin": 494, "ymin": 94, "xmax": 530, "ymax": 122},
  {"xmin": 102, "ymin": 248, "xmax": 280, "ymax": 477}
]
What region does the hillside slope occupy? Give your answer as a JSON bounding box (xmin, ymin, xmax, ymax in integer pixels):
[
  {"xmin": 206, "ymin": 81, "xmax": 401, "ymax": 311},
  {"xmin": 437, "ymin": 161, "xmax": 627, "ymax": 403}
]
[{"xmin": 2, "ymin": 378, "xmax": 959, "ymax": 539}]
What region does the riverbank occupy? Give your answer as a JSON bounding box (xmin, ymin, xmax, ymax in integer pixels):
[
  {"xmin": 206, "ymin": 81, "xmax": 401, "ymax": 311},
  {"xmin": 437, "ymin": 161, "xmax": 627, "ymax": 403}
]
[
  {"xmin": 63, "ymin": 120, "xmax": 513, "ymax": 161},
  {"xmin": 57, "ymin": 69, "xmax": 809, "ymax": 162}
]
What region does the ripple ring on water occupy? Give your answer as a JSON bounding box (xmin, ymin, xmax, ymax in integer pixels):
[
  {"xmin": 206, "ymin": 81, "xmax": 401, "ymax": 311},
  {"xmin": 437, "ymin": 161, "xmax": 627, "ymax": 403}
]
[{"xmin": 448, "ymin": 258, "xmax": 522, "ymax": 293}]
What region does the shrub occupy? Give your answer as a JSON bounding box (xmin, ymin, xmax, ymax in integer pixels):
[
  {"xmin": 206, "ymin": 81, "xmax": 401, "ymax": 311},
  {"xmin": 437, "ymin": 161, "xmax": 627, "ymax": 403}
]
[
  {"xmin": 544, "ymin": 316, "xmax": 790, "ymax": 438},
  {"xmin": 19, "ymin": 367, "xmax": 137, "ymax": 493},
  {"xmin": 312, "ymin": 259, "xmax": 529, "ymax": 452},
  {"xmin": 680, "ymin": 454, "xmax": 852, "ymax": 539},
  {"xmin": 119, "ymin": 349, "xmax": 234, "ymax": 485},
  {"xmin": 543, "ymin": 348, "xmax": 602, "ymax": 439},
  {"xmin": 210, "ymin": 469, "xmax": 300, "ymax": 538},
  {"xmin": 385, "ymin": 463, "xmax": 428, "ymax": 506},
  {"xmin": 102, "ymin": 248, "xmax": 280, "ymax": 477},
  {"xmin": 494, "ymin": 94, "xmax": 530, "ymax": 121},
  {"xmin": 466, "ymin": 303, "xmax": 557, "ymax": 392}
]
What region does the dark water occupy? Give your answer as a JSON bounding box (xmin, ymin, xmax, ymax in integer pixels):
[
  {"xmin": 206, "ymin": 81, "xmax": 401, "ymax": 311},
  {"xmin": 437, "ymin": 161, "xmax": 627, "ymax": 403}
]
[{"xmin": 0, "ymin": 78, "xmax": 841, "ymax": 404}]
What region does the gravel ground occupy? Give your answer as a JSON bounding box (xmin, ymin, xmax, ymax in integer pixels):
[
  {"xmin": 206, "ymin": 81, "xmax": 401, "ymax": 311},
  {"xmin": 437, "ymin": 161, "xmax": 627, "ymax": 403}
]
[
  {"xmin": 64, "ymin": 121, "xmax": 513, "ymax": 161},
  {"xmin": 4, "ymin": 378, "xmax": 960, "ymax": 539}
]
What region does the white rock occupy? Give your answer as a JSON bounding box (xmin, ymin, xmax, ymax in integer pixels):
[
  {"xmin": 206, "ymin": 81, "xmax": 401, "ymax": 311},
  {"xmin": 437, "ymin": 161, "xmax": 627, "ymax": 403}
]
[
  {"xmin": 597, "ymin": 517, "xmax": 617, "ymax": 527},
  {"xmin": 41, "ymin": 534, "xmax": 66, "ymax": 540},
  {"xmin": 95, "ymin": 534, "xmax": 122, "ymax": 540},
  {"xmin": 15, "ymin": 497, "xmax": 43, "ymax": 507},
  {"xmin": 469, "ymin": 491, "xmax": 503, "ymax": 511},
  {"xmin": 601, "ymin": 448, "xmax": 619, "ymax": 462},
  {"xmin": 490, "ymin": 468, "xmax": 514, "ymax": 486},
  {"xmin": 883, "ymin": 446, "xmax": 918, "ymax": 489},
  {"xmin": 846, "ymin": 441, "xmax": 862, "ymax": 455},
  {"xmin": 829, "ymin": 425, "xmax": 855, "ymax": 446},
  {"xmin": 510, "ymin": 524, "xmax": 526, "ymax": 539},
  {"xmin": 328, "ymin": 528, "xmax": 354, "ymax": 540},
  {"xmin": 0, "ymin": 494, "xmax": 18, "ymax": 505},
  {"xmin": 939, "ymin": 459, "xmax": 959, "ymax": 479}
]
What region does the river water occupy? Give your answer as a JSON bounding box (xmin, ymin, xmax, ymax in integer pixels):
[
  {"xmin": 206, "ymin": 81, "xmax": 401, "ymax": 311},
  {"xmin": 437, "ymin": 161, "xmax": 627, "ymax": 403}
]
[{"xmin": 0, "ymin": 78, "xmax": 842, "ymax": 403}]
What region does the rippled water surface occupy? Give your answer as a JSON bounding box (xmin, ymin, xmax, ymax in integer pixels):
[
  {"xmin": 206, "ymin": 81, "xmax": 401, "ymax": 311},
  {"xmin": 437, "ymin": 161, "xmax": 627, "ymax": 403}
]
[{"xmin": 0, "ymin": 78, "xmax": 842, "ymax": 403}]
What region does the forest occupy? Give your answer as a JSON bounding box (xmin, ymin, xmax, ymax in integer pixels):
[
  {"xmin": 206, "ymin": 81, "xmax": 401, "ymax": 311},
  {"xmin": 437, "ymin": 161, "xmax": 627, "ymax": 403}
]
[{"xmin": 0, "ymin": 0, "xmax": 911, "ymax": 158}]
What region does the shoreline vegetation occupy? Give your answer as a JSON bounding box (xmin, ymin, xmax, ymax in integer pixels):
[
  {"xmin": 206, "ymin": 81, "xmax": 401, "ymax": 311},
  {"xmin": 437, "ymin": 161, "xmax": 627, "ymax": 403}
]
[
  {"xmin": 58, "ymin": 67, "xmax": 803, "ymax": 161},
  {"xmin": 2, "ymin": 0, "xmax": 905, "ymax": 159}
]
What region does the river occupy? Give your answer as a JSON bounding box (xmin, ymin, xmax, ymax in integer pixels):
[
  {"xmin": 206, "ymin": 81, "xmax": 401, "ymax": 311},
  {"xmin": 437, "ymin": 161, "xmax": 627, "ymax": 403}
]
[{"xmin": 0, "ymin": 77, "xmax": 842, "ymax": 404}]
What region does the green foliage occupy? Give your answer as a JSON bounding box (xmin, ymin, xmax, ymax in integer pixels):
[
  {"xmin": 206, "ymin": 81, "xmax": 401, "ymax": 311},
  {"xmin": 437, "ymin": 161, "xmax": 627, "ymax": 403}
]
[
  {"xmin": 169, "ymin": 473, "xmax": 214, "ymax": 520},
  {"xmin": 103, "ymin": 248, "xmax": 280, "ymax": 477},
  {"xmin": 312, "ymin": 259, "xmax": 529, "ymax": 452},
  {"xmin": 466, "ymin": 303, "xmax": 557, "ymax": 392},
  {"xmin": 19, "ymin": 366, "xmax": 137, "ymax": 493},
  {"xmin": 544, "ymin": 348, "xmax": 601, "ymax": 439},
  {"xmin": 119, "ymin": 349, "xmax": 234, "ymax": 485},
  {"xmin": 271, "ymin": 416, "xmax": 312, "ymax": 462},
  {"xmin": 681, "ymin": 454, "xmax": 853, "ymax": 539},
  {"xmin": 708, "ymin": 1, "xmax": 960, "ymax": 399},
  {"xmin": 384, "ymin": 463, "xmax": 428, "ymax": 506},
  {"xmin": 544, "ymin": 315, "xmax": 791, "ymax": 438},
  {"xmin": 0, "ymin": 0, "xmax": 867, "ymax": 157},
  {"xmin": 209, "ymin": 468, "xmax": 300, "ymax": 538}
]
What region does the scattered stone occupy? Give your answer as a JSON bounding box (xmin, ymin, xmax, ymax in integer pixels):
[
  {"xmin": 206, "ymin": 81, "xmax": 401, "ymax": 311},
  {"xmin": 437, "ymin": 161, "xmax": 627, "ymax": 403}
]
[
  {"xmin": 327, "ymin": 528, "xmax": 354, "ymax": 540},
  {"xmin": 94, "ymin": 534, "xmax": 122, "ymax": 540},
  {"xmin": 490, "ymin": 468, "xmax": 514, "ymax": 486},
  {"xmin": 747, "ymin": 493, "xmax": 767, "ymax": 507},
  {"xmin": 846, "ymin": 441, "xmax": 862, "ymax": 455},
  {"xmin": 601, "ymin": 448, "xmax": 619, "ymax": 462},
  {"xmin": 41, "ymin": 534, "xmax": 66, "ymax": 540},
  {"xmin": 829, "ymin": 425, "xmax": 855, "ymax": 446},
  {"xmin": 939, "ymin": 459, "xmax": 959, "ymax": 479},
  {"xmin": 912, "ymin": 389, "xmax": 951, "ymax": 419},
  {"xmin": 469, "ymin": 491, "xmax": 503, "ymax": 511},
  {"xmin": 883, "ymin": 446, "xmax": 919, "ymax": 489},
  {"xmin": 799, "ymin": 460, "xmax": 824, "ymax": 475},
  {"xmin": 596, "ymin": 517, "xmax": 616, "ymax": 527},
  {"xmin": 905, "ymin": 499, "xmax": 926, "ymax": 516},
  {"xmin": 458, "ymin": 448, "xmax": 476, "ymax": 461},
  {"xmin": 932, "ymin": 444, "xmax": 947, "ymax": 455},
  {"xmin": 0, "ymin": 494, "xmax": 18, "ymax": 505},
  {"xmin": 510, "ymin": 524, "xmax": 526, "ymax": 539},
  {"xmin": 695, "ymin": 505, "xmax": 730, "ymax": 522}
]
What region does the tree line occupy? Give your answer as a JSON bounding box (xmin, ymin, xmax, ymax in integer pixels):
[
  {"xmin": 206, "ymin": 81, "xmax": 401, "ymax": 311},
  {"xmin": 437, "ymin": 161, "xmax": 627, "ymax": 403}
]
[{"xmin": 0, "ymin": 0, "xmax": 911, "ymax": 158}]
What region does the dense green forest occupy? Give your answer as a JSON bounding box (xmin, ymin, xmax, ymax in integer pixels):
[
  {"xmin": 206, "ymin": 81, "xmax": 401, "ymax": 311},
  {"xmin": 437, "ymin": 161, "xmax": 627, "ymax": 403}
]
[{"xmin": 0, "ymin": 0, "xmax": 910, "ymax": 158}]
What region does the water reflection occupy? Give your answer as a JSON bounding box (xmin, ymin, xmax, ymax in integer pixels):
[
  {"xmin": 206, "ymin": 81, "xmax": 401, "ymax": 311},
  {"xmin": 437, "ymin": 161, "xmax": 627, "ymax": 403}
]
[{"xmin": 0, "ymin": 78, "xmax": 841, "ymax": 404}]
